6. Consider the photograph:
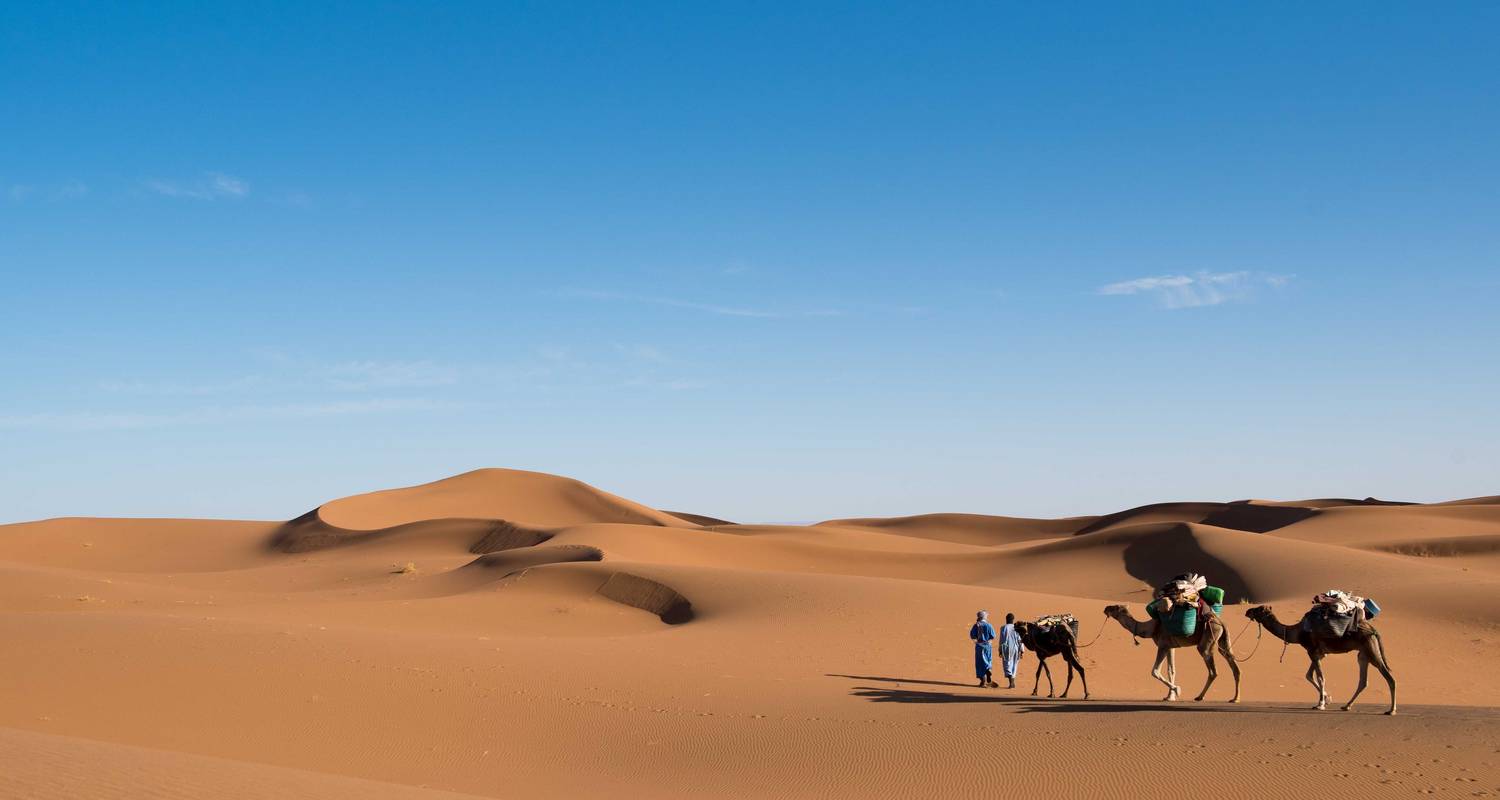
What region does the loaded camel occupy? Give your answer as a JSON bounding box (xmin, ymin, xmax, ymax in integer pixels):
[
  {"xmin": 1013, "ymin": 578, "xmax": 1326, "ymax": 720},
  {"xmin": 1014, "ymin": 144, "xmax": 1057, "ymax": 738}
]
[
  {"xmin": 1245, "ymin": 605, "xmax": 1396, "ymax": 715},
  {"xmin": 1011, "ymin": 620, "xmax": 1090, "ymax": 699},
  {"xmin": 1103, "ymin": 604, "xmax": 1241, "ymax": 702}
]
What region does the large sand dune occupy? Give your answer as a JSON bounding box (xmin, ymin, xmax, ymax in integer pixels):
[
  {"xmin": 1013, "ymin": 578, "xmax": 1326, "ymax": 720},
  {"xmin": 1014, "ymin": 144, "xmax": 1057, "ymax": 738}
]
[{"xmin": 2, "ymin": 468, "xmax": 1497, "ymax": 798}]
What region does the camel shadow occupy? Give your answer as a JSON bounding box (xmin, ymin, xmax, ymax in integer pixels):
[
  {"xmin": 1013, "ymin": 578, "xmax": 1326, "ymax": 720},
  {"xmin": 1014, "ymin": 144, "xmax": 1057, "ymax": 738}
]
[{"xmin": 844, "ymin": 685, "xmax": 1332, "ymax": 715}]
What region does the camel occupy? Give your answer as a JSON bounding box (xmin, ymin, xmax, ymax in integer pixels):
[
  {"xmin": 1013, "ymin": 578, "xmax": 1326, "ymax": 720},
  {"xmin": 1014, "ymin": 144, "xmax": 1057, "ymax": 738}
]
[
  {"xmin": 1012, "ymin": 620, "xmax": 1090, "ymax": 699},
  {"xmin": 1245, "ymin": 605, "xmax": 1396, "ymax": 715},
  {"xmin": 1103, "ymin": 604, "xmax": 1241, "ymax": 702}
]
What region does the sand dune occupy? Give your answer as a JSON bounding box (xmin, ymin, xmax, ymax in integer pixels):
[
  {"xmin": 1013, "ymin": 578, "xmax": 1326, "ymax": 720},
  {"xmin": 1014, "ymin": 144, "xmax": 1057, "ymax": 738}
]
[
  {"xmin": 663, "ymin": 510, "xmax": 736, "ymax": 526},
  {"xmin": 2, "ymin": 467, "xmax": 1497, "ymax": 799},
  {"xmin": 318, "ymin": 468, "xmax": 691, "ymax": 530},
  {"xmin": 816, "ymin": 512, "xmax": 1093, "ymax": 545},
  {"xmin": 1073, "ymin": 501, "xmax": 1322, "ymax": 535}
]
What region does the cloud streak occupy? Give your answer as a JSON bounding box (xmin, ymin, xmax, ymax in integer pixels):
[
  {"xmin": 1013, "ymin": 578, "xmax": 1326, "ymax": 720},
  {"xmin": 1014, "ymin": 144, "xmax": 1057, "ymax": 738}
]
[
  {"xmin": 0, "ymin": 398, "xmax": 456, "ymax": 432},
  {"xmin": 1098, "ymin": 271, "xmax": 1290, "ymax": 309},
  {"xmin": 563, "ymin": 289, "xmax": 841, "ymax": 318},
  {"xmin": 8, "ymin": 181, "xmax": 89, "ymax": 202},
  {"xmin": 144, "ymin": 172, "xmax": 249, "ymax": 200},
  {"xmin": 324, "ymin": 360, "xmax": 463, "ymax": 390}
]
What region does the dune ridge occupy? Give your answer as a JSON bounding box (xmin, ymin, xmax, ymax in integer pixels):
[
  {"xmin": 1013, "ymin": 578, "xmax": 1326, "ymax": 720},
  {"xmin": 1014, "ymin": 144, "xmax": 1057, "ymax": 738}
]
[{"xmin": 318, "ymin": 468, "xmax": 692, "ymax": 530}]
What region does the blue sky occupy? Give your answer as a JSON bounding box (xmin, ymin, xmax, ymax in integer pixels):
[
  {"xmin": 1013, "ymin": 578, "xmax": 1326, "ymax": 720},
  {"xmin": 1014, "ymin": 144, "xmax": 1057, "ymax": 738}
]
[{"xmin": 3, "ymin": 2, "xmax": 1497, "ymax": 523}]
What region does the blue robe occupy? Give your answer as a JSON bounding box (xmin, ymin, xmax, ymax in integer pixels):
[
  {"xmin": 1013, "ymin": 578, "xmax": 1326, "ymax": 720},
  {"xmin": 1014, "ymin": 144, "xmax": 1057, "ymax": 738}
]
[
  {"xmin": 970, "ymin": 620, "xmax": 996, "ymax": 678},
  {"xmin": 998, "ymin": 623, "xmax": 1023, "ymax": 678}
]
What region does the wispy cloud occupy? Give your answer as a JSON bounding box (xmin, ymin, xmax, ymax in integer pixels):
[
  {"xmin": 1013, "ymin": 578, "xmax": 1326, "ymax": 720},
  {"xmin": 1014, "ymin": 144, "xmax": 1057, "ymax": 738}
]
[
  {"xmin": 324, "ymin": 360, "xmax": 462, "ymax": 390},
  {"xmin": 613, "ymin": 344, "xmax": 670, "ymax": 363},
  {"xmin": 144, "ymin": 172, "xmax": 249, "ymax": 200},
  {"xmin": 99, "ymin": 375, "xmax": 272, "ymax": 396},
  {"xmin": 64, "ymin": 345, "xmax": 710, "ymax": 431},
  {"xmin": 563, "ymin": 289, "xmax": 842, "ymax": 319},
  {"xmin": 0, "ymin": 398, "xmax": 456, "ymax": 432},
  {"xmin": 7, "ymin": 181, "xmax": 89, "ymax": 202},
  {"xmin": 1097, "ymin": 271, "xmax": 1291, "ymax": 309},
  {"xmin": 622, "ymin": 376, "xmax": 707, "ymax": 391},
  {"xmin": 101, "ymin": 358, "xmax": 473, "ymax": 395}
]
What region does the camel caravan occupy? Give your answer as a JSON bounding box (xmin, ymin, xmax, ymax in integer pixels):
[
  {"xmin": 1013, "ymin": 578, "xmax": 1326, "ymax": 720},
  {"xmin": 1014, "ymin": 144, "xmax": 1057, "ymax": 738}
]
[{"xmin": 981, "ymin": 573, "xmax": 1397, "ymax": 715}]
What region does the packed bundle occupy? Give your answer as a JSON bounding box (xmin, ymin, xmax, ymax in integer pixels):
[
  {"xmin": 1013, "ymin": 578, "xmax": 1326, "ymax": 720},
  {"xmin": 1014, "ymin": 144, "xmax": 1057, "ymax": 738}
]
[
  {"xmin": 1035, "ymin": 613, "xmax": 1080, "ymax": 639},
  {"xmin": 1302, "ymin": 588, "xmax": 1380, "ymax": 637},
  {"xmin": 1160, "ymin": 573, "xmax": 1208, "ymax": 603},
  {"xmin": 1146, "ymin": 573, "xmax": 1224, "ymax": 637}
]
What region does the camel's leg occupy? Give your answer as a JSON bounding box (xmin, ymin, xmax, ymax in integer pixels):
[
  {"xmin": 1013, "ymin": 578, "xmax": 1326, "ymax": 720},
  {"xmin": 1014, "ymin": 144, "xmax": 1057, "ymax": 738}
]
[
  {"xmin": 1042, "ymin": 658, "xmax": 1056, "ymax": 697},
  {"xmin": 1194, "ymin": 641, "xmax": 1218, "ymax": 702},
  {"xmin": 1301, "ymin": 661, "xmax": 1321, "ymax": 708},
  {"xmin": 1310, "ymin": 654, "xmax": 1328, "ymax": 710},
  {"xmin": 1060, "ymin": 659, "xmax": 1074, "ymax": 698},
  {"xmin": 1217, "ymin": 634, "xmax": 1242, "ymax": 703},
  {"xmin": 1062, "ymin": 650, "xmax": 1089, "ymax": 700},
  {"xmin": 1031, "ymin": 657, "xmax": 1048, "ymax": 697},
  {"xmin": 1166, "ymin": 648, "xmax": 1180, "ymax": 700},
  {"xmin": 1150, "ymin": 648, "xmax": 1176, "ymax": 700},
  {"xmin": 1342, "ymin": 651, "xmax": 1370, "ymax": 711},
  {"xmin": 1367, "ymin": 636, "xmax": 1397, "ymax": 715}
]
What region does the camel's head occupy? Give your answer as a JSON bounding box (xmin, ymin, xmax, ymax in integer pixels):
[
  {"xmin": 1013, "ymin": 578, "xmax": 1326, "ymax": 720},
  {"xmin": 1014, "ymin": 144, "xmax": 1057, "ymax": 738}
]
[
  {"xmin": 1245, "ymin": 605, "xmax": 1272, "ymax": 621},
  {"xmin": 1103, "ymin": 604, "xmax": 1128, "ymax": 618}
]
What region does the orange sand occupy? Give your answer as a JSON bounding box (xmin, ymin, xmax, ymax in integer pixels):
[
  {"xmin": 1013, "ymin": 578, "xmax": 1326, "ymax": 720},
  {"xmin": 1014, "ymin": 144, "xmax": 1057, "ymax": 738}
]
[{"xmin": 2, "ymin": 468, "xmax": 1496, "ymax": 798}]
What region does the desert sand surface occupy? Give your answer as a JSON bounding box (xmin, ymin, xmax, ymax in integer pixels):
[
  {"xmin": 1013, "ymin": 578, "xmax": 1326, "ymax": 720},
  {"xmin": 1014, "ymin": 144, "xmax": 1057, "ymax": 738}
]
[{"xmin": 2, "ymin": 467, "xmax": 1497, "ymax": 799}]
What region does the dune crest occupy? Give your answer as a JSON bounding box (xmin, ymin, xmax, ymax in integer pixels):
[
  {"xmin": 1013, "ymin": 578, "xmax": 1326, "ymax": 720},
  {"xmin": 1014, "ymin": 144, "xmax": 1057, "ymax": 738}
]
[
  {"xmin": 817, "ymin": 513, "xmax": 1094, "ymax": 546},
  {"xmin": 318, "ymin": 468, "xmax": 693, "ymax": 530}
]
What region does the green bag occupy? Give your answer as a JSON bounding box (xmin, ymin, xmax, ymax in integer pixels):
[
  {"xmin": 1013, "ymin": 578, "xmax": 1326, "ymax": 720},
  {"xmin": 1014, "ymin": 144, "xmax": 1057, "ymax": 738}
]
[{"xmin": 1200, "ymin": 586, "xmax": 1225, "ymax": 605}]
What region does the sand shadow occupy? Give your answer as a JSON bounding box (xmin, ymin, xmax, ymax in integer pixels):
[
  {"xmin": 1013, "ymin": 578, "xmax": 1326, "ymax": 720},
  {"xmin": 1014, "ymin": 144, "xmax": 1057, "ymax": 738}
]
[
  {"xmin": 843, "ymin": 685, "xmax": 1334, "ymax": 715},
  {"xmin": 1120, "ymin": 523, "xmax": 1252, "ymax": 603},
  {"xmin": 825, "ymin": 673, "xmax": 977, "ymax": 688},
  {"xmin": 850, "ymin": 686, "xmax": 1026, "ymax": 704}
]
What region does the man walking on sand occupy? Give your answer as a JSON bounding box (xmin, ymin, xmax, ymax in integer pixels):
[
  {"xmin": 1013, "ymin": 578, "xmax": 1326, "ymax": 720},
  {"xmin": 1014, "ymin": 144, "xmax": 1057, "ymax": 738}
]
[
  {"xmin": 970, "ymin": 610, "xmax": 998, "ymax": 688},
  {"xmin": 998, "ymin": 613, "xmax": 1024, "ymax": 689}
]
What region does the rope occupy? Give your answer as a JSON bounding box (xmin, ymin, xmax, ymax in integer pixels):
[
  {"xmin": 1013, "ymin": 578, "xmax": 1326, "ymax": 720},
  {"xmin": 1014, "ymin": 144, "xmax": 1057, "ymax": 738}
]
[
  {"xmin": 1279, "ymin": 637, "xmax": 1290, "ymax": 663},
  {"xmin": 1074, "ymin": 620, "xmax": 1108, "ymax": 649},
  {"xmin": 1226, "ymin": 619, "xmax": 1262, "ymax": 663}
]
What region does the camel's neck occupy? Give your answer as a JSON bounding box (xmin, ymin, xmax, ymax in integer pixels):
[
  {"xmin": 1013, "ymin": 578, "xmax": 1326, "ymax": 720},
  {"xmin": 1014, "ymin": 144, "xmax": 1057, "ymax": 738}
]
[
  {"xmin": 1257, "ymin": 613, "xmax": 1301, "ymax": 643},
  {"xmin": 1109, "ymin": 612, "xmax": 1154, "ymax": 638}
]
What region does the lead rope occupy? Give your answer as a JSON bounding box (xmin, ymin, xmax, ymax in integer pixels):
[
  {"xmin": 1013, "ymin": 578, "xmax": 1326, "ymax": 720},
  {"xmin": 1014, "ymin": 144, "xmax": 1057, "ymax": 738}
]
[
  {"xmin": 1074, "ymin": 619, "xmax": 1108, "ymax": 649},
  {"xmin": 1227, "ymin": 619, "xmax": 1262, "ymax": 663}
]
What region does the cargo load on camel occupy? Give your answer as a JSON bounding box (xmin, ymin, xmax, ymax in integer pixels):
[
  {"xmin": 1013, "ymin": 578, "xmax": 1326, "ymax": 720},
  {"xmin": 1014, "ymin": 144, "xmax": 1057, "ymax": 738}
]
[
  {"xmin": 1145, "ymin": 573, "xmax": 1225, "ymax": 637},
  {"xmin": 1035, "ymin": 613, "xmax": 1080, "ymax": 639},
  {"xmin": 1301, "ymin": 589, "xmax": 1380, "ymax": 638}
]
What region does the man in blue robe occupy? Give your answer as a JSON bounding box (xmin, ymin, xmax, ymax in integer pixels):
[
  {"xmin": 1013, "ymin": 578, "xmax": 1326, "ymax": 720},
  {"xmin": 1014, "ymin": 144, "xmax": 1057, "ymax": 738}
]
[
  {"xmin": 998, "ymin": 612, "xmax": 1024, "ymax": 688},
  {"xmin": 970, "ymin": 610, "xmax": 997, "ymax": 688}
]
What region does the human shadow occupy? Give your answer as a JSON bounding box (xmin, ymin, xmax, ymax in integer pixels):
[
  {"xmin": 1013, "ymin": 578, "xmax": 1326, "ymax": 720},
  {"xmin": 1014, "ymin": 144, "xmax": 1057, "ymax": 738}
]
[
  {"xmin": 825, "ymin": 673, "xmax": 976, "ymax": 689},
  {"xmin": 849, "ymin": 686, "xmax": 1028, "ymax": 704}
]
